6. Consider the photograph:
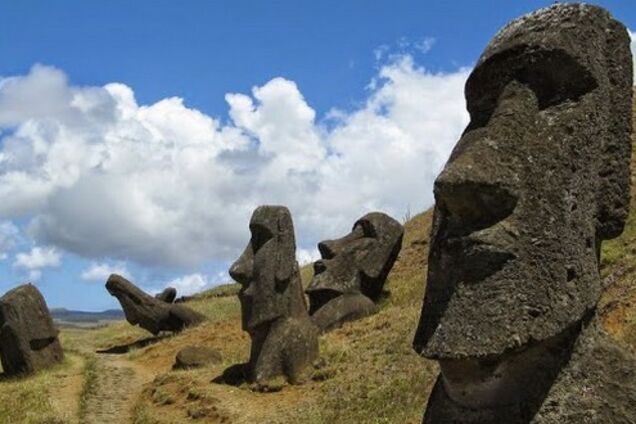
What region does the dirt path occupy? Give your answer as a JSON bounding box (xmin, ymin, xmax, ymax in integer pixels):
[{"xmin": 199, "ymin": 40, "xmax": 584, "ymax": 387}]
[
  {"xmin": 81, "ymin": 354, "xmax": 154, "ymax": 424},
  {"xmin": 50, "ymin": 353, "xmax": 84, "ymax": 424}
]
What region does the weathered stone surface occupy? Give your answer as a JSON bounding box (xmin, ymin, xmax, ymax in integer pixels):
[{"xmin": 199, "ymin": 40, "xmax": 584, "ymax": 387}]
[
  {"xmin": 106, "ymin": 274, "xmax": 206, "ymax": 335},
  {"xmin": 174, "ymin": 345, "xmax": 222, "ymax": 369},
  {"xmin": 306, "ymin": 212, "xmax": 403, "ymax": 332},
  {"xmin": 0, "ymin": 284, "xmax": 63, "ymax": 376},
  {"xmin": 229, "ymin": 205, "xmax": 319, "ymax": 384},
  {"xmin": 155, "ymin": 287, "xmax": 177, "ymax": 303},
  {"xmin": 412, "ymin": 4, "xmax": 636, "ymax": 422}
]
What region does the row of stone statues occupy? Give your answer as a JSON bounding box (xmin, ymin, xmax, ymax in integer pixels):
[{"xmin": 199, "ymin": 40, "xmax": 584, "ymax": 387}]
[
  {"xmin": 226, "ymin": 3, "xmax": 636, "ymax": 422},
  {"xmin": 227, "ymin": 206, "xmax": 403, "ymax": 383}
]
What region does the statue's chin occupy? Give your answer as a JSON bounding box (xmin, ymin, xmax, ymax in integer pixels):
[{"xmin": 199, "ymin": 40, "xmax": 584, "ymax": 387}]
[
  {"xmin": 439, "ymin": 356, "xmax": 522, "ymax": 408},
  {"xmin": 439, "ymin": 321, "xmax": 580, "ymax": 409}
]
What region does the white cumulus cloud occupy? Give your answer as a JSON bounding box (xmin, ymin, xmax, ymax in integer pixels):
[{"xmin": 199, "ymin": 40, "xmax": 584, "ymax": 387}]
[
  {"xmin": 0, "ymin": 58, "xmax": 469, "ymax": 270},
  {"xmin": 81, "ymin": 262, "xmax": 131, "ymax": 282},
  {"xmin": 14, "ymin": 246, "xmax": 61, "ymax": 270},
  {"xmin": 0, "ymin": 220, "xmax": 18, "ymax": 260},
  {"xmin": 164, "ymin": 273, "xmax": 211, "ymax": 296}
]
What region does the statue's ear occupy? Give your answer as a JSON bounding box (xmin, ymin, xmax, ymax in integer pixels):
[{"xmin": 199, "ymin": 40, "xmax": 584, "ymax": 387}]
[
  {"xmin": 275, "ymin": 208, "xmax": 297, "ymax": 288},
  {"xmin": 596, "ymin": 19, "xmax": 632, "ymax": 241}
]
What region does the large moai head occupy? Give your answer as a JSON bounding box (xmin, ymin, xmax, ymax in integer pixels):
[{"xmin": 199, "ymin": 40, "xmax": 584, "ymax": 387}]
[
  {"xmin": 413, "ymin": 3, "xmax": 632, "ymax": 411},
  {"xmin": 0, "ymin": 284, "xmax": 64, "ymax": 375},
  {"xmin": 306, "ymin": 212, "xmax": 403, "ymax": 313},
  {"xmin": 229, "ymin": 206, "xmax": 306, "ymax": 332}
]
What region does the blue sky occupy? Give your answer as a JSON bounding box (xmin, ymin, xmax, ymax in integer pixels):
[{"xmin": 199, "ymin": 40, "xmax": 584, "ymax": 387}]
[{"xmin": 0, "ymin": 1, "xmax": 634, "ymax": 311}]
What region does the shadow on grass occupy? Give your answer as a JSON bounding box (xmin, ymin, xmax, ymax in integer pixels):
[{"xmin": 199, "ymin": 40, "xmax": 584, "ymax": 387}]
[
  {"xmin": 212, "ymin": 363, "xmax": 248, "ymax": 386},
  {"xmin": 97, "ymin": 335, "xmax": 170, "ymax": 354}
]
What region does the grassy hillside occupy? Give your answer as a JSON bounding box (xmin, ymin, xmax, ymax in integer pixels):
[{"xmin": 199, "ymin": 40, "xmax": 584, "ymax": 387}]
[{"xmin": 1, "ymin": 103, "xmax": 636, "ymax": 423}]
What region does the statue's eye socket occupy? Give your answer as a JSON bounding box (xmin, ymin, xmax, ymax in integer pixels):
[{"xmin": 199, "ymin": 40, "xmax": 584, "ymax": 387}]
[
  {"xmin": 354, "ymin": 221, "xmax": 376, "ymax": 238},
  {"xmin": 466, "ymin": 47, "xmax": 597, "ymax": 128},
  {"xmin": 249, "ymin": 224, "xmax": 273, "ymax": 252}
]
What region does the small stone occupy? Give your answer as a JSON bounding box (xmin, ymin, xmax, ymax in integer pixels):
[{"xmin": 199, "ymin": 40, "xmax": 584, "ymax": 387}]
[{"xmin": 174, "ymin": 346, "xmax": 222, "ymax": 369}]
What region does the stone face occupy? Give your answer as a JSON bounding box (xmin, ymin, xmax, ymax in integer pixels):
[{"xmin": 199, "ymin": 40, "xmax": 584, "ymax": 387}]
[
  {"xmin": 174, "ymin": 345, "xmax": 222, "ymax": 369},
  {"xmin": 412, "ymin": 4, "xmax": 635, "ymax": 422},
  {"xmin": 0, "ymin": 284, "xmax": 63, "ymax": 376},
  {"xmin": 229, "ymin": 205, "xmax": 319, "ymax": 384},
  {"xmin": 306, "ymin": 212, "xmax": 403, "ymax": 332},
  {"xmin": 106, "ymin": 274, "xmax": 206, "ymax": 335},
  {"xmin": 155, "ymin": 287, "xmax": 177, "ymax": 303}
]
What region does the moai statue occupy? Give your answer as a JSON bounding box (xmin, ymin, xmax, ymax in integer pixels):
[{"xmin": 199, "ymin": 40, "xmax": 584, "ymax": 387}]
[
  {"xmin": 0, "ymin": 284, "xmax": 64, "ymax": 376},
  {"xmin": 306, "ymin": 212, "xmax": 403, "ymax": 332},
  {"xmin": 412, "ymin": 4, "xmax": 636, "ymax": 423},
  {"xmin": 229, "ymin": 206, "xmax": 319, "ymax": 385},
  {"xmin": 106, "ymin": 274, "xmax": 206, "ymax": 335},
  {"xmin": 155, "ymin": 287, "xmax": 177, "ymax": 303}
]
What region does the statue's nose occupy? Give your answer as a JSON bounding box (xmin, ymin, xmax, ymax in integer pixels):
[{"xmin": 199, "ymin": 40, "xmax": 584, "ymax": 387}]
[
  {"xmin": 318, "ymin": 240, "xmax": 336, "ymax": 259},
  {"xmin": 229, "ymin": 250, "xmax": 253, "ymax": 284},
  {"xmin": 434, "ymin": 167, "xmax": 517, "ymax": 238}
]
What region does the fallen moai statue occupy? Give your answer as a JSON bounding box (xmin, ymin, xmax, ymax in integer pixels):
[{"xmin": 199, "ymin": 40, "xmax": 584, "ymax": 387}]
[
  {"xmin": 306, "ymin": 212, "xmax": 403, "ymax": 332},
  {"xmin": 155, "ymin": 287, "xmax": 177, "ymax": 303},
  {"xmin": 106, "ymin": 274, "xmax": 206, "ymax": 335},
  {"xmin": 412, "ymin": 4, "xmax": 636, "ymax": 423},
  {"xmin": 229, "ymin": 205, "xmax": 319, "ymax": 385},
  {"xmin": 0, "ymin": 283, "xmax": 64, "ymax": 376}
]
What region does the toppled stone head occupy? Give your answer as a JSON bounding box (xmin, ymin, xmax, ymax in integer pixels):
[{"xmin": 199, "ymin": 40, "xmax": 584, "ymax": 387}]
[
  {"xmin": 229, "ymin": 206, "xmax": 318, "ymax": 384},
  {"xmin": 106, "ymin": 274, "xmax": 206, "ymax": 335},
  {"xmin": 413, "ymin": 3, "xmax": 632, "ymax": 419},
  {"xmin": 0, "ymin": 284, "xmax": 64, "ymax": 376},
  {"xmin": 306, "ymin": 212, "xmax": 403, "ymax": 331},
  {"xmin": 155, "ymin": 287, "xmax": 177, "ymax": 303}
]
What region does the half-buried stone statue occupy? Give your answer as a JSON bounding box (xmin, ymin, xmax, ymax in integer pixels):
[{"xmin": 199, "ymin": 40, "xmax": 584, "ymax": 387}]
[
  {"xmin": 306, "ymin": 212, "xmax": 403, "ymax": 332},
  {"xmin": 0, "ymin": 284, "xmax": 63, "ymax": 376},
  {"xmin": 412, "ymin": 4, "xmax": 636, "ymax": 423},
  {"xmin": 155, "ymin": 287, "xmax": 177, "ymax": 303},
  {"xmin": 229, "ymin": 205, "xmax": 318, "ymax": 385},
  {"xmin": 106, "ymin": 274, "xmax": 206, "ymax": 335}
]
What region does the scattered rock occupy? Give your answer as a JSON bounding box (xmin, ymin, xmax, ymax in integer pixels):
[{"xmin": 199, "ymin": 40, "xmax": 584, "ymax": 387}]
[
  {"xmin": 229, "ymin": 205, "xmax": 319, "ymax": 385},
  {"xmin": 106, "ymin": 274, "xmax": 206, "ymax": 335},
  {"xmin": 0, "ymin": 283, "xmax": 64, "ymax": 376},
  {"xmin": 173, "ymin": 345, "xmax": 222, "ymax": 369},
  {"xmin": 306, "ymin": 212, "xmax": 403, "ymax": 332}
]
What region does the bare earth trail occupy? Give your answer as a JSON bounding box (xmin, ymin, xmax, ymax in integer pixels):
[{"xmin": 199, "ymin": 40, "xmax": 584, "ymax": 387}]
[{"xmin": 82, "ymin": 353, "xmax": 154, "ymax": 424}]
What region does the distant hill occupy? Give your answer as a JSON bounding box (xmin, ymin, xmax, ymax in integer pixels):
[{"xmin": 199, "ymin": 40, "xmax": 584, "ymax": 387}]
[{"xmin": 50, "ymin": 307, "xmax": 124, "ymax": 324}]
